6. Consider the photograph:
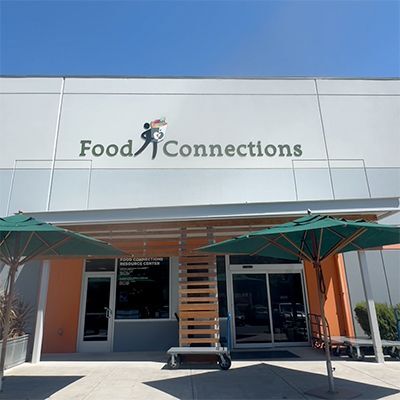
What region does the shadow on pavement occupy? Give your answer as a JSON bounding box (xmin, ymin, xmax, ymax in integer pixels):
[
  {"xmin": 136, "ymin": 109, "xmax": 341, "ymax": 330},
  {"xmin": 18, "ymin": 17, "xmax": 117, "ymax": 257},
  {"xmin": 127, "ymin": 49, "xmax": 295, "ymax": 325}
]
[
  {"xmin": 0, "ymin": 376, "xmax": 83, "ymax": 400},
  {"xmin": 231, "ymin": 350, "xmax": 299, "ymax": 360},
  {"xmin": 40, "ymin": 349, "xmax": 399, "ymax": 366},
  {"xmin": 40, "ymin": 348, "xmax": 325, "ymax": 364},
  {"xmin": 41, "ymin": 352, "xmax": 167, "ymax": 363},
  {"xmin": 145, "ymin": 363, "xmax": 400, "ymax": 400}
]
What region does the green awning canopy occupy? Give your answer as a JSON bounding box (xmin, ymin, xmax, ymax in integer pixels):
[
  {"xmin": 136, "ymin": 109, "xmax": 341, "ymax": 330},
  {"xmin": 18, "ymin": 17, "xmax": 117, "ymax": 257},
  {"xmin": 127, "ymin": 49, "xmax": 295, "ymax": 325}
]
[
  {"xmin": 199, "ymin": 214, "xmax": 400, "ymax": 263},
  {"xmin": 199, "ymin": 213, "xmax": 400, "ymax": 395},
  {"xmin": 0, "ymin": 214, "xmax": 125, "ymax": 265},
  {"xmin": 0, "ymin": 213, "xmax": 125, "ymax": 388}
]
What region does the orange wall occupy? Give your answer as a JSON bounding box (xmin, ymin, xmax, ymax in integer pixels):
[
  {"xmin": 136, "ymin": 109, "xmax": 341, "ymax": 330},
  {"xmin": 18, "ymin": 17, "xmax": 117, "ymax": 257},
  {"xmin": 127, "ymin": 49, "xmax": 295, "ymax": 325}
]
[
  {"xmin": 335, "ymin": 254, "xmax": 355, "ymax": 337},
  {"xmin": 41, "ymin": 255, "xmax": 354, "ymax": 352},
  {"xmin": 42, "ymin": 259, "xmax": 83, "ymax": 353},
  {"xmin": 304, "ymin": 255, "xmax": 354, "ymax": 337}
]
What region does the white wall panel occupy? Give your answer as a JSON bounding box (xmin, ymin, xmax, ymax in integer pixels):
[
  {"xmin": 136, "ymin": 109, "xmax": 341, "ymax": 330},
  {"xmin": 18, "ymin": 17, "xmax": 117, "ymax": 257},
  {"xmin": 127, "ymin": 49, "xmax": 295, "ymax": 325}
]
[
  {"xmin": 380, "ymin": 212, "xmax": 400, "ymax": 225},
  {"xmin": 293, "ymin": 168, "xmax": 333, "ymax": 200},
  {"xmin": 0, "ymin": 94, "xmax": 60, "ymax": 168},
  {"xmin": 343, "ymin": 249, "xmax": 400, "ymax": 338},
  {"xmin": 381, "ymin": 251, "xmax": 400, "ymax": 305},
  {"xmin": 1, "ymin": 78, "xmax": 399, "ymax": 213},
  {"xmin": 0, "ymin": 77, "xmax": 62, "ymax": 93},
  {"xmin": 56, "ymin": 93, "xmax": 325, "ymax": 169},
  {"xmin": 64, "ymin": 77, "xmax": 316, "ymax": 94},
  {"xmin": 49, "ymin": 169, "xmax": 91, "ymax": 211},
  {"xmin": 7, "ymin": 169, "xmax": 51, "ymax": 214},
  {"xmin": 331, "ymin": 168, "xmax": 370, "ymax": 199},
  {"xmin": 0, "ymin": 170, "xmax": 13, "ymax": 215},
  {"xmin": 317, "ymin": 79, "xmax": 400, "ymax": 95},
  {"xmin": 319, "ymin": 95, "xmax": 400, "ymax": 167},
  {"xmin": 367, "ymin": 168, "xmax": 400, "ymax": 198},
  {"xmin": 86, "ymin": 169, "xmax": 296, "ymax": 210}
]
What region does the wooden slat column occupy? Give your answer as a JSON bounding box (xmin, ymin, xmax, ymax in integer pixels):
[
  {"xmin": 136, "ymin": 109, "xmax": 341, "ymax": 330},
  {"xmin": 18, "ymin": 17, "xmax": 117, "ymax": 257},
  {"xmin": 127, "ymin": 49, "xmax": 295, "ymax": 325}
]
[{"xmin": 178, "ymin": 229, "xmax": 219, "ymax": 347}]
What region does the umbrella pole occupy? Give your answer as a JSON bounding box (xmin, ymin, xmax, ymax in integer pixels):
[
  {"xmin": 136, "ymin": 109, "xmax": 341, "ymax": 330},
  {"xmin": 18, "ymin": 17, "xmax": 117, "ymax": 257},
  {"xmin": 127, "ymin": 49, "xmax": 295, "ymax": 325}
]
[
  {"xmin": 0, "ymin": 263, "xmax": 18, "ymax": 392},
  {"xmin": 314, "ymin": 262, "xmax": 335, "ymax": 394}
]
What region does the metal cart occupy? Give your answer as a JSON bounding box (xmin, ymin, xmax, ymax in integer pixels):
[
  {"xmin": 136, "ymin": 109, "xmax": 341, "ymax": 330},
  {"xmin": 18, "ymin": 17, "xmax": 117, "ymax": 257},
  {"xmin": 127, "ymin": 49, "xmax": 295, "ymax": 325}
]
[
  {"xmin": 167, "ymin": 346, "xmax": 231, "ymax": 370},
  {"xmin": 166, "ymin": 314, "xmax": 232, "ymax": 370}
]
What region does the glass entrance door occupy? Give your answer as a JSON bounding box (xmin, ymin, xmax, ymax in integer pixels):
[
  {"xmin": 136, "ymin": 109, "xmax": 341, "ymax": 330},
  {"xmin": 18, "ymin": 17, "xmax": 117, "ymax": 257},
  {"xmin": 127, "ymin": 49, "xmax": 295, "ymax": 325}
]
[
  {"xmin": 231, "ymin": 271, "xmax": 308, "ymax": 347},
  {"xmin": 78, "ymin": 274, "xmax": 115, "ymax": 352},
  {"xmin": 232, "ymin": 274, "xmax": 272, "ymax": 345},
  {"xmin": 268, "ymin": 273, "xmax": 308, "ymax": 343}
]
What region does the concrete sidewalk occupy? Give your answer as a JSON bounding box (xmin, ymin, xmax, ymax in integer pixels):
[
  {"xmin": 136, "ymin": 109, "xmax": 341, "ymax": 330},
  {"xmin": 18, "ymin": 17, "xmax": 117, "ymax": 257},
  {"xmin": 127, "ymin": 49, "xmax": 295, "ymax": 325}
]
[{"xmin": 0, "ymin": 348, "xmax": 399, "ymax": 400}]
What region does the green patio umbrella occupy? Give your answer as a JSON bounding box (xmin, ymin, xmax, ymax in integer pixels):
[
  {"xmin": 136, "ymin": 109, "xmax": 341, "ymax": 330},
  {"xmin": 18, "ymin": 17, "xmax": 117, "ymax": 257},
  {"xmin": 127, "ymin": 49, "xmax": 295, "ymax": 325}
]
[
  {"xmin": 199, "ymin": 214, "xmax": 400, "ymax": 397},
  {"xmin": 0, "ymin": 214, "xmax": 125, "ymax": 390}
]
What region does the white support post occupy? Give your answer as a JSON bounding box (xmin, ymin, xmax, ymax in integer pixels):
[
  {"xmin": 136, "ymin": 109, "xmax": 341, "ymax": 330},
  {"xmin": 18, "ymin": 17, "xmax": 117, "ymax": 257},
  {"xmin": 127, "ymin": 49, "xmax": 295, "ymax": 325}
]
[
  {"xmin": 358, "ymin": 251, "xmax": 385, "ymax": 363},
  {"xmin": 31, "ymin": 260, "xmax": 50, "ymax": 364}
]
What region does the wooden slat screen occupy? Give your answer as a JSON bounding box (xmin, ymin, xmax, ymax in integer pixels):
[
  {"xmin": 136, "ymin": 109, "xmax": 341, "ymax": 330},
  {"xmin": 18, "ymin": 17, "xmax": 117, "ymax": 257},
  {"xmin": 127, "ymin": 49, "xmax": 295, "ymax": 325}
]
[{"xmin": 178, "ymin": 235, "xmax": 219, "ymax": 347}]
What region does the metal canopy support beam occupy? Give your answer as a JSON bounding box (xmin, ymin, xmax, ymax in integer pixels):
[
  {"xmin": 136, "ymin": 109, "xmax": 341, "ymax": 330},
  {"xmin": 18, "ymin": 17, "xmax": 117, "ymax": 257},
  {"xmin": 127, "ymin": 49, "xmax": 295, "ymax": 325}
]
[
  {"xmin": 26, "ymin": 196, "xmax": 399, "ymax": 226},
  {"xmin": 358, "ymin": 251, "xmax": 385, "ymax": 364},
  {"xmin": 31, "ymin": 260, "xmax": 50, "ymax": 364}
]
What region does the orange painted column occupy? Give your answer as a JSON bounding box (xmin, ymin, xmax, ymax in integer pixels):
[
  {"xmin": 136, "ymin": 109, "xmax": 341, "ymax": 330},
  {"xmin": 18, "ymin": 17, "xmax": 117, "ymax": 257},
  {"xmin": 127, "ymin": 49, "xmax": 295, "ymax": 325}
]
[
  {"xmin": 42, "ymin": 259, "xmax": 83, "ymax": 353},
  {"xmin": 304, "ymin": 255, "xmax": 354, "ymax": 337},
  {"xmin": 335, "ymin": 254, "xmax": 355, "ymax": 337}
]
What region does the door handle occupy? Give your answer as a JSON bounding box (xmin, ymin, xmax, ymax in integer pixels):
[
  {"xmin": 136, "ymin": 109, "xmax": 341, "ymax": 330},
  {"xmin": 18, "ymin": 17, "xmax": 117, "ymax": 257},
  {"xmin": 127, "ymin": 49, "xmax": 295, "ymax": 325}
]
[{"xmin": 104, "ymin": 307, "xmax": 112, "ymax": 319}]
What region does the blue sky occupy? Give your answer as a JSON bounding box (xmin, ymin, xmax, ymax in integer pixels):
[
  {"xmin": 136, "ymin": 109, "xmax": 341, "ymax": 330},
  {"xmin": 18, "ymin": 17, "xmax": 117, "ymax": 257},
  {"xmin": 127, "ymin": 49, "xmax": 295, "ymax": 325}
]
[{"xmin": 0, "ymin": 0, "xmax": 399, "ymax": 77}]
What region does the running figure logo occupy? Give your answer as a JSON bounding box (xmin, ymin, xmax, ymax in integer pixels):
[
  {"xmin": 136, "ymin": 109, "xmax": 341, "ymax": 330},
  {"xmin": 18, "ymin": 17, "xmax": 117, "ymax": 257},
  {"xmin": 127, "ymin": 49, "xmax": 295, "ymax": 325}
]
[{"xmin": 134, "ymin": 118, "xmax": 167, "ymax": 159}]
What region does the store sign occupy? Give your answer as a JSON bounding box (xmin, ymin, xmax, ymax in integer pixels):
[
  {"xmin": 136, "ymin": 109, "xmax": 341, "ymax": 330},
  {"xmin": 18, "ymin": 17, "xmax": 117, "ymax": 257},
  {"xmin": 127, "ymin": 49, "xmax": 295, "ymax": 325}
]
[
  {"xmin": 79, "ymin": 117, "xmax": 303, "ymax": 161},
  {"xmin": 117, "ymin": 257, "xmax": 169, "ymax": 285},
  {"xmin": 116, "ymin": 257, "xmax": 170, "ymax": 320}
]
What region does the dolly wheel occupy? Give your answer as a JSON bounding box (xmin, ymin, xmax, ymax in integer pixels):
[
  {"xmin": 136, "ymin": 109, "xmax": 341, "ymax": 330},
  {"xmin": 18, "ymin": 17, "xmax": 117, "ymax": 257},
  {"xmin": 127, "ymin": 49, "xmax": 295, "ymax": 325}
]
[
  {"xmin": 167, "ymin": 355, "xmax": 181, "ymax": 369},
  {"xmin": 389, "ymin": 349, "xmax": 400, "ymax": 360},
  {"xmin": 351, "ymin": 348, "xmax": 364, "ymax": 361},
  {"xmin": 218, "ymin": 354, "xmax": 232, "ymax": 370}
]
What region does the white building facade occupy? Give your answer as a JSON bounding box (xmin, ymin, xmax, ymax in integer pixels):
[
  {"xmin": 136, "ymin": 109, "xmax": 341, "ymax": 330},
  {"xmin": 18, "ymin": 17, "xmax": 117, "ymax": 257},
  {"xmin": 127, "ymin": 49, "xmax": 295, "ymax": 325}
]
[{"xmin": 0, "ymin": 77, "xmax": 399, "ymax": 356}]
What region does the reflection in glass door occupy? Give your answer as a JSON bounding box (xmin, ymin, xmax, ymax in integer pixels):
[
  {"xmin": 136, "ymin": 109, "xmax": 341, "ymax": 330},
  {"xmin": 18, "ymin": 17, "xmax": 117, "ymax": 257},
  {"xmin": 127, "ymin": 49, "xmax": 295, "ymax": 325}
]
[
  {"xmin": 268, "ymin": 273, "xmax": 308, "ymax": 343},
  {"xmin": 79, "ymin": 275, "xmax": 115, "ymax": 352},
  {"xmin": 232, "ymin": 274, "xmax": 272, "ymax": 345}
]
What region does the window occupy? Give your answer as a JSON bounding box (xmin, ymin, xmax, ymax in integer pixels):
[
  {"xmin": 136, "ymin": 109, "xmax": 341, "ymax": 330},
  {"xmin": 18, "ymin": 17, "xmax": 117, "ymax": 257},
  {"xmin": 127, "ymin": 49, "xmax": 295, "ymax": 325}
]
[
  {"xmin": 217, "ymin": 256, "xmax": 228, "ymax": 317},
  {"xmin": 115, "ymin": 257, "xmax": 169, "ymax": 319},
  {"xmin": 85, "ymin": 258, "xmax": 116, "ymax": 272},
  {"xmin": 229, "ymin": 255, "xmax": 299, "ymax": 265}
]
